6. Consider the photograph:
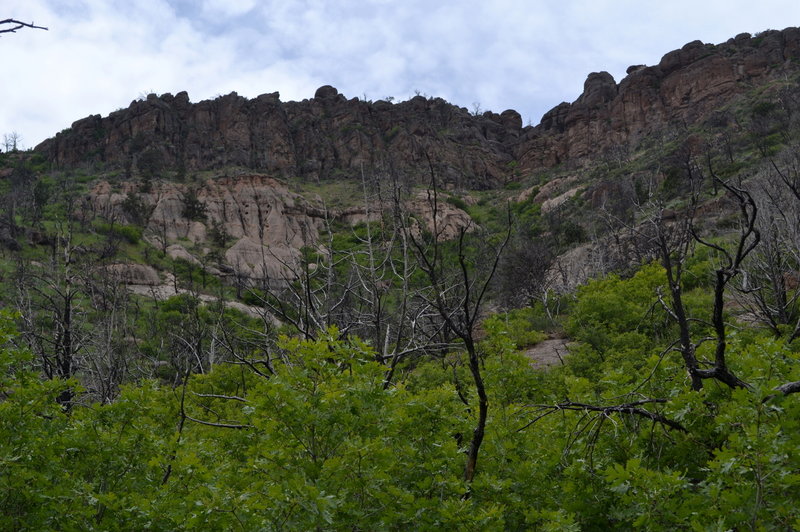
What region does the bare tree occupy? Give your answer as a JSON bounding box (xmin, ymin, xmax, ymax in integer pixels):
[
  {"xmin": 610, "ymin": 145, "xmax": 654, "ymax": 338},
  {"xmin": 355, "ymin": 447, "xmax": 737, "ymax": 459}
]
[
  {"xmin": 731, "ymin": 101, "xmax": 800, "ymax": 341},
  {"xmin": 405, "ymin": 158, "xmax": 511, "ymax": 485},
  {"xmin": 495, "ymin": 232, "xmax": 554, "ymax": 309},
  {"xmin": 736, "ymin": 161, "xmax": 800, "ymax": 340},
  {"xmin": 605, "ymin": 156, "xmax": 757, "ymax": 392},
  {"xmin": 236, "ymin": 177, "xmax": 452, "ymax": 392},
  {"xmin": 80, "ymin": 265, "xmax": 144, "ymax": 403},
  {"xmin": 0, "ymin": 18, "xmax": 47, "ymax": 35},
  {"xmin": 16, "ymin": 223, "xmax": 85, "ymax": 408},
  {"xmin": 2, "ymin": 132, "xmax": 22, "ymax": 152}
]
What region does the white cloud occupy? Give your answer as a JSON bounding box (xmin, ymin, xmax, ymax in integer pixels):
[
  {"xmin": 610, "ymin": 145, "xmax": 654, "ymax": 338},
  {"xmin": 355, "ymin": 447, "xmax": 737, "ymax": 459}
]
[{"xmin": 201, "ymin": 0, "xmax": 257, "ymax": 18}]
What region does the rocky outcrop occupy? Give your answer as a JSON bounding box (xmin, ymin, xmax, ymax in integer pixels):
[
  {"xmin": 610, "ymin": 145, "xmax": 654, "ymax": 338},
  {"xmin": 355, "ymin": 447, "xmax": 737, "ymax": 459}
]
[
  {"xmin": 38, "ymin": 88, "xmax": 522, "ymax": 189},
  {"xmin": 104, "ymin": 263, "xmax": 161, "ymax": 285},
  {"xmin": 89, "ymin": 174, "xmax": 325, "ymax": 281},
  {"xmin": 519, "ymin": 27, "xmax": 800, "ymax": 170},
  {"xmin": 406, "ymin": 191, "xmax": 476, "ymax": 240},
  {"xmin": 36, "ymin": 28, "xmax": 800, "ymax": 184},
  {"xmin": 88, "ymin": 173, "xmax": 476, "ymax": 280}
]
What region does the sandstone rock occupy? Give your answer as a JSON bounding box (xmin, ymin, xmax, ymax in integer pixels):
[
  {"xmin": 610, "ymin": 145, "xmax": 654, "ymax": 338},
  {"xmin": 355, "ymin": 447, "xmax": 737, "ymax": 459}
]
[
  {"xmin": 314, "ymin": 85, "xmax": 340, "ymax": 100},
  {"xmin": 90, "ymin": 174, "xmax": 325, "ymax": 281},
  {"xmin": 514, "ymin": 186, "xmax": 538, "ymax": 203},
  {"xmin": 532, "ymin": 175, "xmax": 579, "ymax": 204},
  {"xmin": 579, "ymin": 72, "xmax": 617, "ymax": 108},
  {"xmin": 523, "ymin": 338, "xmax": 570, "ymax": 369},
  {"xmin": 105, "ymin": 263, "xmax": 160, "ymax": 285},
  {"xmin": 166, "ymin": 244, "xmax": 200, "ymax": 265},
  {"xmin": 539, "ymin": 102, "xmax": 570, "ymax": 133},
  {"xmin": 89, "ymin": 171, "xmax": 482, "ymax": 282},
  {"xmin": 407, "ymin": 191, "xmax": 475, "ymax": 240},
  {"xmin": 333, "ymin": 206, "xmax": 382, "ymax": 226},
  {"xmin": 224, "ymin": 236, "xmax": 300, "ymax": 280},
  {"xmin": 500, "ymin": 109, "xmax": 523, "ymax": 131},
  {"xmin": 540, "ymin": 187, "xmax": 580, "ymax": 214}
]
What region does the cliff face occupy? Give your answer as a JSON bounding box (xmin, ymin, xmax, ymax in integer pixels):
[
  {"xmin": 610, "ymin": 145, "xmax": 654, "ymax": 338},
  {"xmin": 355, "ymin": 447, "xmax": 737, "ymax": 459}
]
[
  {"xmin": 519, "ymin": 27, "xmax": 800, "ymax": 169},
  {"xmin": 37, "ymin": 28, "xmax": 800, "ymax": 182},
  {"xmin": 88, "ymin": 174, "xmax": 475, "ymax": 281},
  {"xmin": 89, "ymin": 175, "xmax": 324, "ymax": 279},
  {"xmin": 39, "ymin": 87, "xmax": 522, "ymax": 189}
]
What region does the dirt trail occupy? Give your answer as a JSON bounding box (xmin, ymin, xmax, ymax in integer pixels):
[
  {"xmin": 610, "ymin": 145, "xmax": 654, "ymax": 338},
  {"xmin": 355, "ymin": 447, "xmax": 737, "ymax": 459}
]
[{"xmin": 523, "ymin": 338, "xmax": 570, "ymax": 369}]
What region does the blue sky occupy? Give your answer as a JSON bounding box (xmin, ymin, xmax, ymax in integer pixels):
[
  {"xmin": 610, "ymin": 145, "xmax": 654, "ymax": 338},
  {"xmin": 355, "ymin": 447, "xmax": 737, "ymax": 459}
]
[{"xmin": 4, "ymin": 0, "xmax": 800, "ymax": 148}]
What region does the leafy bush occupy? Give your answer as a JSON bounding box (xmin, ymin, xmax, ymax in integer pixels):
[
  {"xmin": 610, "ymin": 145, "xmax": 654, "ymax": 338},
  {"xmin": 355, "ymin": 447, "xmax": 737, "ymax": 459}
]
[
  {"xmin": 96, "ymin": 222, "xmax": 142, "ymax": 244},
  {"xmin": 181, "ymin": 188, "xmax": 207, "ymax": 222},
  {"xmin": 446, "ymin": 195, "xmax": 468, "ymax": 211},
  {"xmin": 482, "ymin": 307, "xmax": 548, "ymax": 350}
]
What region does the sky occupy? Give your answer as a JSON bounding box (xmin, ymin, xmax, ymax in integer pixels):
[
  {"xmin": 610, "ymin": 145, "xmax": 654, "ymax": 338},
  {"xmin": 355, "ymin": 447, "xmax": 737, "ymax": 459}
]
[{"xmin": 3, "ymin": 0, "xmax": 800, "ymax": 149}]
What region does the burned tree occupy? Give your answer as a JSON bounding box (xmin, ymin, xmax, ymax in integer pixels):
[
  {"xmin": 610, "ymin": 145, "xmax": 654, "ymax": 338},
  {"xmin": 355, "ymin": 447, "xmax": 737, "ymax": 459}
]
[
  {"xmin": 0, "ymin": 18, "xmax": 47, "ymax": 35},
  {"xmin": 405, "ymin": 160, "xmax": 511, "ymax": 485}
]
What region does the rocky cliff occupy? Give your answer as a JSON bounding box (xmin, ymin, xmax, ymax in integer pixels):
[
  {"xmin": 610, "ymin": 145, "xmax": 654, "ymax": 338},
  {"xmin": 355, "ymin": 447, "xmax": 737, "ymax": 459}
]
[
  {"xmin": 39, "ymin": 87, "xmax": 522, "ymax": 189},
  {"xmin": 90, "ymin": 175, "xmax": 323, "ymax": 280},
  {"xmin": 519, "ymin": 27, "xmax": 800, "ymax": 169},
  {"xmin": 37, "ymin": 28, "xmax": 800, "ymax": 184}
]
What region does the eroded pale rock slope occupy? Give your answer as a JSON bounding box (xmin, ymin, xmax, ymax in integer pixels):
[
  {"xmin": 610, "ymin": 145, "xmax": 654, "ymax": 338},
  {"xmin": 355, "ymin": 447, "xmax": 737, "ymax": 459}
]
[{"xmin": 89, "ymin": 174, "xmax": 475, "ymax": 281}]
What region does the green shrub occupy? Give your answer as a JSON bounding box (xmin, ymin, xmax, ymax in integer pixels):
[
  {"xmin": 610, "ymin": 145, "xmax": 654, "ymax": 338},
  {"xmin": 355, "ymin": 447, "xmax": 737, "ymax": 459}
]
[
  {"xmin": 483, "ymin": 308, "xmax": 548, "ymax": 350},
  {"xmin": 96, "ymin": 222, "xmax": 142, "ymax": 244},
  {"xmin": 446, "ymin": 196, "xmax": 468, "ymax": 211}
]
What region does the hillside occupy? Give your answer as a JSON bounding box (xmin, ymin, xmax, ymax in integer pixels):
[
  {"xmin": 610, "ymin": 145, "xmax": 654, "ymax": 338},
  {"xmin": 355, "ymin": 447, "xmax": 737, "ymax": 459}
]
[
  {"xmin": 1, "ymin": 26, "xmax": 800, "ymax": 529},
  {"xmin": 21, "ymin": 27, "xmax": 800, "ymax": 292}
]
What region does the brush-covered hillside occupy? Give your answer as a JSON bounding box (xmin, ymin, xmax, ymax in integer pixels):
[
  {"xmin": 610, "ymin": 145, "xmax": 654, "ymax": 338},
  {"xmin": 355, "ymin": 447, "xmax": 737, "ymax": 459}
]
[{"xmin": 1, "ymin": 27, "xmax": 800, "ymax": 529}]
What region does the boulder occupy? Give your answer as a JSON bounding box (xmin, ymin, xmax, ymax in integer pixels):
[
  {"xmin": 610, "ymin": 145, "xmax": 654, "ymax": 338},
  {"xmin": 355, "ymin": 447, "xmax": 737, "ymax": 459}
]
[{"xmin": 105, "ymin": 263, "xmax": 160, "ymax": 285}]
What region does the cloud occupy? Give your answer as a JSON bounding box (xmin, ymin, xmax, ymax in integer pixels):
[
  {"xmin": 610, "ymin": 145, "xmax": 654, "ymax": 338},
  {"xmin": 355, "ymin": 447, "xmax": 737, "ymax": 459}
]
[
  {"xmin": 201, "ymin": 0, "xmax": 257, "ymax": 19},
  {"xmin": 4, "ymin": 0, "xmax": 800, "ymax": 147}
]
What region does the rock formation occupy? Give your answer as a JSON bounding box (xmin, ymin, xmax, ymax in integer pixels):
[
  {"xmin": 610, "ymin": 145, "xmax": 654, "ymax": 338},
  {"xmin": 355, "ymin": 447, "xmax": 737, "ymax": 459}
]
[
  {"xmin": 88, "ymin": 173, "xmax": 475, "ymax": 281},
  {"xmin": 518, "ymin": 27, "xmax": 800, "ymax": 169},
  {"xmin": 89, "ymin": 175, "xmax": 324, "ymax": 281},
  {"xmin": 39, "ymin": 88, "xmax": 521, "ymax": 189},
  {"xmin": 37, "ymin": 28, "xmax": 800, "ymax": 184}
]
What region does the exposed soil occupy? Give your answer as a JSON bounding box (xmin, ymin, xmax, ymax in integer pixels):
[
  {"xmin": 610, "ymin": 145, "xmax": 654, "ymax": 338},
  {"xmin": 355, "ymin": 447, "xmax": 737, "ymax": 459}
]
[{"xmin": 523, "ymin": 338, "xmax": 570, "ymax": 369}]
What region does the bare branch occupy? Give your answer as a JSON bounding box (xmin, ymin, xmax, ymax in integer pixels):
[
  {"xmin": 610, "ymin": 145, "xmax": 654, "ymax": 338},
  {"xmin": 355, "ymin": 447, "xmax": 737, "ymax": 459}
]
[
  {"xmin": 0, "ymin": 18, "xmax": 48, "ymax": 34},
  {"xmin": 774, "ymin": 381, "xmax": 800, "ymax": 395},
  {"xmin": 184, "ymin": 415, "xmax": 252, "ymax": 430},
  {"xmin": 520, "ymin": 399, "xmax": 687, "ymax": 433},
  {"xmin": 191, "ymin": 392, "xmax": 248, "ymax": 403}
]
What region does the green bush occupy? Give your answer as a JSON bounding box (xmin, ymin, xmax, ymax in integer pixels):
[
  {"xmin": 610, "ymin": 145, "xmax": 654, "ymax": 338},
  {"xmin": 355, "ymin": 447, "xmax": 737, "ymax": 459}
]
[
  {"xmin": 483, "ymin": 307, "xmax": 548, "ymax": 350},
  {"xmin": 445, "ymin": 195, "xmax": 468, "ymax": 211},
  {"xmin": 96, "ymin": 222, "xmax": 142, "ymax": 244}
]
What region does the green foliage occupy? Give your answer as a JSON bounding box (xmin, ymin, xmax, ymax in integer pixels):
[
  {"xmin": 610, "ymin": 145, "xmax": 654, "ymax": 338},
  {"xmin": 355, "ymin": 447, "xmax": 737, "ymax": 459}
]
[
  {"xmin": 562, "ymin": 220, "xmax": 587, "ymax": 245},
  {"xmin": 120, "ymin": 192, "xmax": 153, "ymax": 226},
  {"xmin": 96, "ymin": 221, "xmax": 142, "ymax": 244},
  {"xmin": 510, "ymin": 195, "xmax": 543, "ymax": 237},
  {"xmin": 3, "ymin": 270, "xmax": 800, "ymax": 530},
  {"xmin": 482, "ymin": 307, "xmax": 548, "ymax": 350},
  {"xmin": 445, "ymin": 195, "xmax": 469, "ymax": 211},
  {"xmin": 171, "ymin": 257, "xmax": 221, "ymax": 290},
  {"xmin": 208, "ymin": 218, "xmax": 230, "ymax": 248},
  {"xmin": 566, "ymin": 263, "xmax": 669, "ymax": 355},
  {"xmin": 751, "ymin": 100, "xmax": 777, "ymax": 117},
  {"xmin": 181, "ymin": 188, "xmax": 208, "ymax": 222}
]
